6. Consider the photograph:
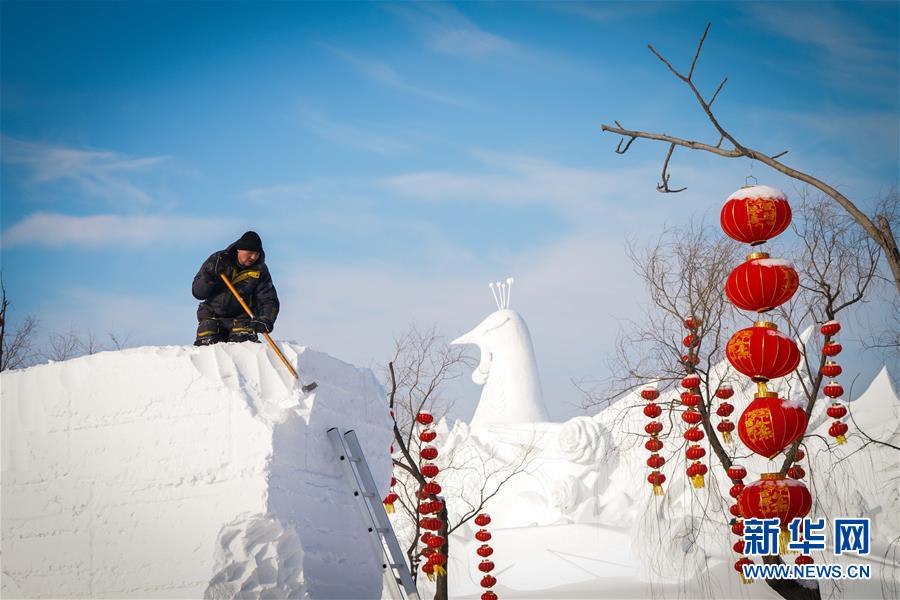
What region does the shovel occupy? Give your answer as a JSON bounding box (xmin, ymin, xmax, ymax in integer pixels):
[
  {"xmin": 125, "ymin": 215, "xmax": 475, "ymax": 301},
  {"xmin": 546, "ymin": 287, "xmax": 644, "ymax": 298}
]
[{"xmin": 219, "ymin": 273, "xmax": 317, "ymax": 393}]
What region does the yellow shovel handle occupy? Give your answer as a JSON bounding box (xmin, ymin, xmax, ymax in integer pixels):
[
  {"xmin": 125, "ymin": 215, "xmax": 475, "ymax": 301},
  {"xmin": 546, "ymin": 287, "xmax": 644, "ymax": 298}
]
[{"xmin": 219, "ymin": 273, "xmax": 298, "ymax": 379}]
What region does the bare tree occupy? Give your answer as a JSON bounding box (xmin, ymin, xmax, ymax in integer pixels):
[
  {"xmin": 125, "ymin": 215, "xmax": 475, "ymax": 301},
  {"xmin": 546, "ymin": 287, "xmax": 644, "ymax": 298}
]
[
  {"xmin": 0, "ymin": 279, "xmax": 39, "ymax": 372},
  {"xmin": 594, "ymin": 195, "xmax": 893, "ymax": 600},
  {"xmin": 600, "ymin": 23, "xmax": 900, "ymax": 293},
  {"xmin": 385, "ymin": 326, "xmax": 533, "ymax": 600}
]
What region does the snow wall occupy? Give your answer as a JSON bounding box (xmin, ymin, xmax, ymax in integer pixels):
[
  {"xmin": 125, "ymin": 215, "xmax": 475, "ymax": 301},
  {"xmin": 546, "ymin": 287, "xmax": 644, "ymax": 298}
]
[{"xmin": 1, "ymin": 342, "xmax": 393, "ymax": 599}]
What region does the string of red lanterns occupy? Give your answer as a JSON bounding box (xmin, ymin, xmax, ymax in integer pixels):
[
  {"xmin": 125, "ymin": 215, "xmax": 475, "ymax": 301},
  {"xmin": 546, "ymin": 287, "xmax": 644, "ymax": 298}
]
[
  {"xmin": 680, "ymin": 317, "xmax": 707, "ymax": 489},
  {"xmin": 721, "ymin": 185, "xmax": 812, "ymax": 576},
  {"xmin": 727, "ymin": 464, "xmax": 754, "ymax": 583},
  {"xmin": 641, "ymin": 386, "xmax": 666, "ymax": 495},
  {"xmin": 821, "ymin": 321, "xmax": 850, "ymax": 445},
  {"xmin": 474, "ymin": 513, "xmax": 498, "ymax": 600},
  {"xmin": 415, "ymin": 411, "xmax": 447, "ymax": 581},
  {"xmin": 715, "ymin": 383, "xmax": 735, "ymax": 444},
  {"xmin": 384, "ymin": 407, "xmax": 399, "ymax": 514}
]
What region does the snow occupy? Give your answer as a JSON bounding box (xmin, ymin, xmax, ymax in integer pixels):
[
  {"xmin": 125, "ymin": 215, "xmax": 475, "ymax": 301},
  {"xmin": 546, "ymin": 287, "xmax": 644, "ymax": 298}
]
[
  {"xmin": 451, "ymin": 308, "xmax": 550, "ymax": 427},
  {"xmin": 2, "ymin": 308, "xmax": 897, "ymax": 599},
  {"xmin": 755, "ymin": 257, "xmax": 794, "ymax": 268},
  {"xmin": 1, "ymin": 342, "xmax": 393, "ymax": 599},
  {"xmin": 726, "ymin": 185, "xmax": 788, "ymax": 202}
]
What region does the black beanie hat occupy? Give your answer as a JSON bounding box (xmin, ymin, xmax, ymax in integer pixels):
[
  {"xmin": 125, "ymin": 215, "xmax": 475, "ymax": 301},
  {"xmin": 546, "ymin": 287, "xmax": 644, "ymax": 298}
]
[{"xmin": 235, "ymin": 231, "xmax": 262, "ymax": 252}]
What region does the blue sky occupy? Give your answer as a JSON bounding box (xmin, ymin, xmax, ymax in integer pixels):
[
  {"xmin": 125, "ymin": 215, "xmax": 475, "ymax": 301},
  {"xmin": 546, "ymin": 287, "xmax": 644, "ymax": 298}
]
[{"xmin": 2, "ymin": 1, "xmax": 898, "ymax": 419}]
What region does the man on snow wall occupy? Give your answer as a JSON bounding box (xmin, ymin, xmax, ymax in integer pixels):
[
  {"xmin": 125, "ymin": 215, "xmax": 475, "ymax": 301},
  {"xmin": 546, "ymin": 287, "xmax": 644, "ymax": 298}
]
[{"xmin": 191, "ymin": 230, "xmax": 280, "ymax": 345}]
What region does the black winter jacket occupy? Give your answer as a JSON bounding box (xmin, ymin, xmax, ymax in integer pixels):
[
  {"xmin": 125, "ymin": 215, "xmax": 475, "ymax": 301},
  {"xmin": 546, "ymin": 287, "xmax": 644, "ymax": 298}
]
[{"xmin": 192, "ymin": 240, "xmax": 280, "ymax": 329}]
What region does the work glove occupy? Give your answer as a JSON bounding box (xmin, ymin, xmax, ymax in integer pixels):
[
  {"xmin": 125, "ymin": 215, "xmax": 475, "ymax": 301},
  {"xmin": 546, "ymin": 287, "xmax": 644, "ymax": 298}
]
[
  {"xmin": 210, "ymin": 255, "xmax": 229, "ymax": 277},
  {"xmin": 251, "ymin": 319, "xmax": 272, "ymax": 333}
]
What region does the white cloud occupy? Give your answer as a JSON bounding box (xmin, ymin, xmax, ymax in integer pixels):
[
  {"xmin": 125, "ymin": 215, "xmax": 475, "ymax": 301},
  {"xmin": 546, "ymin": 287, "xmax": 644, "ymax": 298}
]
[
  {"xmin": 385, "ymin": 2, "xmax": 518, "ymax": 58},
  {"xmin": 2, "ymin": 212, "xmax": 232, "ymax": 248},
  {"xmin": 295, "ymin": 103, "xmax": 414, "ymax": 154},
  {"xmin": 1, "ymin": 135, "xmax": 169, "ymax": 206},
  {"xmin": 321, "ymin": 44, "xmax": 472, "ymax": 108}
]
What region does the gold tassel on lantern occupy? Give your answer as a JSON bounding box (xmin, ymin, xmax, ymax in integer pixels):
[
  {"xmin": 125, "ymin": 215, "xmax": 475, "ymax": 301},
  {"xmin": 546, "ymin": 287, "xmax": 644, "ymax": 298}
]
[
  {"xmin": 652, "ymin": 484, "xmax": 663, "ymax": 496},
  {"xmin": 739, "ymin": 573, "xmax": 753, "ymax": 585},
  {"xmin": 779, "ymin": 529, "xmax": 791, "ymax": 555},
  {"xmin": 384, "ymin": 502, "xmax": 395, "ymax": 514},
  {"xmin": 433, "ymin": 565, "xmax": 447, "ymax": 577},
  {"xmin": 691, "ymin": 474, "xmax": 705, "ymax": 489},
  {"xmin": 836, "ymin": 434, "xmax": 847, "ymax": 445},
  {"xmin": 722, "ymin": 431, "xmax": 732, "ymax": 443}
]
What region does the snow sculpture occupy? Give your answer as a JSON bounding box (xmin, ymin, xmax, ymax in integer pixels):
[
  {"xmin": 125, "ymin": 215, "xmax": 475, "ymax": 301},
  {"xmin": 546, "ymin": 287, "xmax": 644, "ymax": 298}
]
[
  {"xmin": 558, "ymin": 416, "xmax": 607, "ymax": 464},
  {"xmin": 452, "ymin": 278, "xmax": 550, "ymax": 427}
]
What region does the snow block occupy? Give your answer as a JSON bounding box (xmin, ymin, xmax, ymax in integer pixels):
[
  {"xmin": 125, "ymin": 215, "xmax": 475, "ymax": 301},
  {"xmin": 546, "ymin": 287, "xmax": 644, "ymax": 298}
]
[{"xmin": 1, "ymin": 342, "xmax": 393, "ymax": 599}]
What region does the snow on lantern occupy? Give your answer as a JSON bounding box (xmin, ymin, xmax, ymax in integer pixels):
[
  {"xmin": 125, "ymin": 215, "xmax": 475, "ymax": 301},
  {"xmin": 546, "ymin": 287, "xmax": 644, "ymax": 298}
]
[
  {"xmin": 726, "ymin": 253, "xmax": 799, "ymax": 312},
  {"xmin": 720, "ymin": 185, "xmax": 792, "ymax": 245},
  {"xmin": 738, "ymin": 473, "xmax": 812, "ymax": 554}
]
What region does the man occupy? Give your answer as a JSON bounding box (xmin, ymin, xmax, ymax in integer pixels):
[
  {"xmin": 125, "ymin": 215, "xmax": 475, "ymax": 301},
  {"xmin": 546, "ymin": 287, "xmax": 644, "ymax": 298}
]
[{"xmin": 192, "ymin": 231, "xmax": 280, "ymax": 345}]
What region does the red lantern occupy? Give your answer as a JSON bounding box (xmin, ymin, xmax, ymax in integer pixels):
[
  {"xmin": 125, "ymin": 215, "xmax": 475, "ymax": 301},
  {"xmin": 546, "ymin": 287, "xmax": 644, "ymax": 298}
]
[
  {"xmin": 682, "ymin": 410, "xmax": 702, "ymax": 425},
  {"xmin": 423, "ymin": 481, "xmax": 442, "ymax": 495},
  {"xmin": 419, "ymin": 429, "xmax": 437, "ymax": 442},
  {"xmin": 420, "ymin": 446, "xmax": 439, "ymax": 461},
  {"xmin": 717, "ymin": 402, "xmax": 735, "ymax": 417},
  {"xmin": 726, "ymin": 322, "xmax": 801, "ymax": 382},
  {"xmin": 738, "ymin": 392, "xmax": 809, "ymax": 459},
  {"xmin": 823, "ymin": 382, "xmax": 844, "ymax": 398},
  {"xmin": 480, "ymin": 575, "xmax": 497, "ymax": 589},
  {"xmin": 829, "ymin": 422, "xmax": 849, "ymax": 445},
  {"xmin": 684, "ymin": 315, "xmax": 701, "ymax": 329},
  {"xmin": 647, "ymin": 470, "xmax": 666, "ymax": 496},
  {"xmin": 683, "ymin": 333, "xmax": 698, "ymax": 348},
  {"xmin": 416, "ymin": 411, "xmax": 434, "ymax": 425},
  {"xmin": 477, "ymin": 545, "xmax": 494, "ymax": 558},
  {"xmin": 823, "ymin": 342, "xmax": 842, "ymax": 356},
  {"xmin": 482, "ymin": 593, "xmax": 498, "ymax": 600},
  {"xmin": 383, "ymin": 492, "xmax": 398, "ymax": 513},
  {"xmin": 421, "ymin": 463, "xmax": 439, "ymax": 478},
  {"xmin": 717, "ymin": 420, "xmax": 735, "ymax": 442},
  {"xmin": 686, "ymin": 462, "xmax": 708, "ymax": 488},
  {"xmin": 681, "ymin": 392, "xmax": 701, "ymax": 407},
  {"xmin": 820, "ymin": 321, "xmax": 841, "ymax": 336},
  {"xmin": 685, "ymin": 445, "xmax": 706, "ymax": 460},
  {"xmin": 641, "ymin": 387, "xmax": 660, "ymax": 401},
  {"xmin": 475, "ymin": 513, "xmax": 491, "ymax": 527},
  {"xmin": 716, "ymin": 384, "xmax": 735, "ymax": 399},
  {"xmin": 794, "ymin": 449, "xmax": 805, "ymax": 461},
  {"xmin": 738, "ymin": 474, "xmax": 812, "ymax": 553},
  {"xmin": 727, "ymin": 465, "xmax": 747, "ymax": 480},
  {"xmin": 726, "ymin": 253, "xmax": 799, "ymax": 312},
  {"xmin": 684, "ymin": 427, "xmax": 705, "ymax": 442},
  {"xmin": 733, "ymin": 540, "xmax": 744, "ymax": 553},
  {"xmin": 729, "ymin": 483, "xmax": 745, "ymax": 499},
  {"xmin": 645, "ymin": 438, "xmax": 663, "ymax": 452},
  {"xmin": 422, "ymin": 562, "xmax": 434, "ymax": 577},
  {"xmin": 647, "ymin": 454, "xmax": 666, "ymax": 469},
  {"xmin": 645, "ymin": 422, "xmax": 663, "ymax": 435},
  {"xmin": 732, "ymin": 521, "xmax": 745, "ymax": 536},
  {"xmin": 478, "ymin": 560, "xmax": 495, "ymax": 573},
  {"xmin": 427, "ymin": 535, "xmax": 445, "ymax": 549},
  {"xmin": 822, "ymin": 361, "xmax": 842, "ymax": 378},
  {"xmin": 734, "ymin": 557, "xmax": 755, "ymax": 584},
  {"xmin": 826, "ymin": 404, "xmax": 847, "ymax": 419},
  {"xmin": 730, "ymin": 504, "xmax": 742, "ymax": 518},
  {"xmin": 787, "ymin": 465, "xmax": 805, "ymax": 479},
  {"xmin": 682, "ymin": 374, "xmax": 701, "ymax": 389},
  {"xmin": 796, "ymin": 555, "xmax": 814, "ymax": 566},
  {"xmin": 682, "ymin": 353, "xmax": 700, "ymax": 366},
  {"xmin": 720, "ymin": 186, "xmax": 791, "ymax": 245},
  {"xmin": 643, "ymin": 403, "xmax": 662, "ymax": 418},
  {"xmin": 475, "ymin": 529, "xmax": 492, "ymax": 542}
]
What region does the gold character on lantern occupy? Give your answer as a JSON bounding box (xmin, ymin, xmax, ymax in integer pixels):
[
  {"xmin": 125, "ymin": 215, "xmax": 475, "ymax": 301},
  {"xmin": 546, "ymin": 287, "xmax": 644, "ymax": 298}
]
[
  {"xmin": 747, "ymin": 199, "xmax": 777, "ymax": 226},
  {"xmin": 757, "ymin": 486, "xmax": 790, "ymax": 517},
  {"xmin": 744, "ymin": 408, "xmax": 774, "ymax": 443},
  {"xmin": 728, "ymin": 331, "xmax": 753, "ymax": 360}
]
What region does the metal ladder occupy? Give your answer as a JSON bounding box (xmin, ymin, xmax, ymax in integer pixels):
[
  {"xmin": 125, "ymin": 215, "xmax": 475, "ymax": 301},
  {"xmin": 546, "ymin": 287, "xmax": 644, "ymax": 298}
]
[{"xmin": 328, "ymin": 428, "xmax": 421, "ymax": 600}]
